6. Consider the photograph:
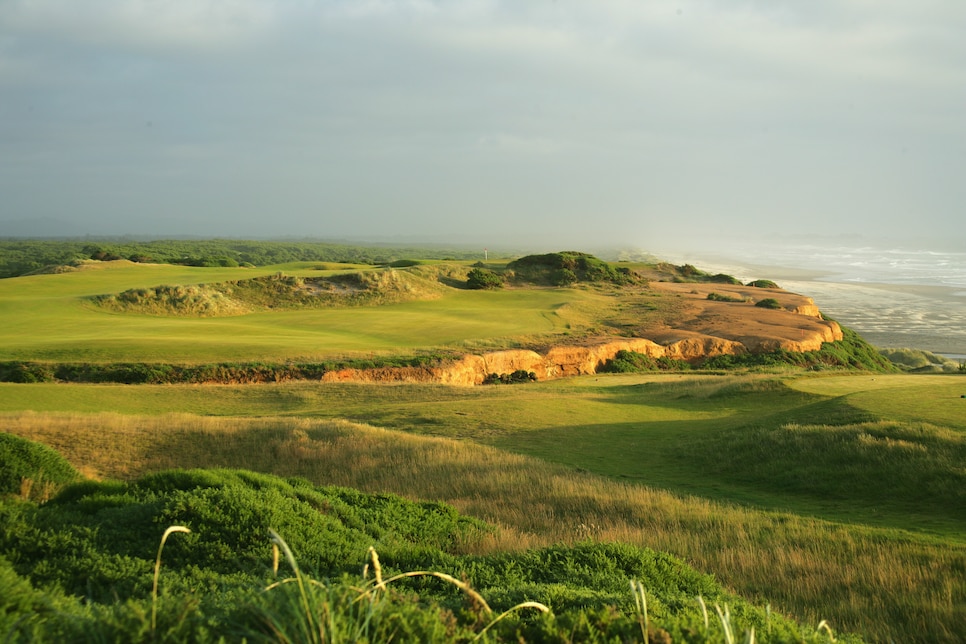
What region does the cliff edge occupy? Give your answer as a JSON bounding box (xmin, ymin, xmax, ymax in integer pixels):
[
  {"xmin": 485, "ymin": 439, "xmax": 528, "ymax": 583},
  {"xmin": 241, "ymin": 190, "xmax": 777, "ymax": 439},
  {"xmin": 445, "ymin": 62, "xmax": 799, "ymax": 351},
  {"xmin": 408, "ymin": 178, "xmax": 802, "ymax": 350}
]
[{"xmin": 323, "ymin": 281, "xmax": 843, "ymax": 385}]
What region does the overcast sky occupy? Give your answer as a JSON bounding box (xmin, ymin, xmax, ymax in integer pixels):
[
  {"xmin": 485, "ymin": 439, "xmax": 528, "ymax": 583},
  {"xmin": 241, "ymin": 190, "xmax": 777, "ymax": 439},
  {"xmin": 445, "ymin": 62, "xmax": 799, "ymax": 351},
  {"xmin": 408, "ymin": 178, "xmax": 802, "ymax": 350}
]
[{"xmin": 1, "ymin": 1, "xmax": 964, "ymax": 250}]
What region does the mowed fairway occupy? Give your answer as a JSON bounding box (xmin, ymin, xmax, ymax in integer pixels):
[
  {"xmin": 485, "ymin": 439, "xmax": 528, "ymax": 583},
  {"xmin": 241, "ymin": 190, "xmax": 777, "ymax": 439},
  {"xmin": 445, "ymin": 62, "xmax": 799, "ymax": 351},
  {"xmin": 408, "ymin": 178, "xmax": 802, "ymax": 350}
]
[
  {"xmin": 789, "ymin": 373, "xmax": 966, "ymax": 430},
  {"xmin": 0, "ymin": 260, "xmax": 586, "ymax": 362}
]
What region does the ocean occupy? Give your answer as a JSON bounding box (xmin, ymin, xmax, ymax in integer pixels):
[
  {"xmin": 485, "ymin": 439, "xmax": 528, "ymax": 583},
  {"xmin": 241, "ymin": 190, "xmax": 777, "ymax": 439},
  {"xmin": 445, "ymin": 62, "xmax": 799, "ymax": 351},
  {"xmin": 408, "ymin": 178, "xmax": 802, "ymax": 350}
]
[{"xmin": 656, "ymin": 242, "xmax": 966, "ymax": 356}]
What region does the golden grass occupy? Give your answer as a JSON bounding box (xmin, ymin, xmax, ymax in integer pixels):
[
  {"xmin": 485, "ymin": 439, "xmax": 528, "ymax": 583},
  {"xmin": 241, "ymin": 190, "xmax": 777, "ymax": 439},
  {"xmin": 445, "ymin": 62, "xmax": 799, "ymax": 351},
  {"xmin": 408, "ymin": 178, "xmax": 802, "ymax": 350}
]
[{"xmin": 4, "ymin": 411, "xmax": 964, "ymax": 641}]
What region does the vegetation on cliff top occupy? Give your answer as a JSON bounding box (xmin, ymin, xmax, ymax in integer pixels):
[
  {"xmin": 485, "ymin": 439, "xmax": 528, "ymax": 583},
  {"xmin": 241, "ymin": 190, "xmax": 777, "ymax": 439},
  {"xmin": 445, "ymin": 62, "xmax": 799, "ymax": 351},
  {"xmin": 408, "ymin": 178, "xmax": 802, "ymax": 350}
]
[{"xmin": 506, "ymin": 251, "xmax": 639, "ymax": 286}]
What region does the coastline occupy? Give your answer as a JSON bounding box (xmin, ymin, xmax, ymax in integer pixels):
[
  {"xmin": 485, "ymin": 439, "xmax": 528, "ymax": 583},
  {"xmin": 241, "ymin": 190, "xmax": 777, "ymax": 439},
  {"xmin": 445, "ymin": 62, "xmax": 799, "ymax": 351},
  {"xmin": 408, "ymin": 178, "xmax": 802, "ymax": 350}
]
[{"xmin": 656, "ymin": 249, "xmax": 966, "ymax": 355}]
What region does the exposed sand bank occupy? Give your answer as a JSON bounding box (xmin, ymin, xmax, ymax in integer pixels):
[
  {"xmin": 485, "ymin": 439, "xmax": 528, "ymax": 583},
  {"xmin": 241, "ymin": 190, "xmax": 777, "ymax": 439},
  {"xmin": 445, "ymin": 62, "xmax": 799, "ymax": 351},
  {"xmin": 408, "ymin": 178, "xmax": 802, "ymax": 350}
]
[{"xmin": 662, "ymin": 252, "xmax": 966, "ymax": 355}]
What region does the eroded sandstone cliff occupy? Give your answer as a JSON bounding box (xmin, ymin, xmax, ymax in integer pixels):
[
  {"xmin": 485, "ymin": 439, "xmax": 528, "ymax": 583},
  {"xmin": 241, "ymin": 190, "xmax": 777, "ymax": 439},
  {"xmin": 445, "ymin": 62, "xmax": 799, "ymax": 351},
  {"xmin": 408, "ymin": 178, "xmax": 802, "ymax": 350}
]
[{"xmin": 322, "ymin": 282, "xmax": 843, "ymax": 386}]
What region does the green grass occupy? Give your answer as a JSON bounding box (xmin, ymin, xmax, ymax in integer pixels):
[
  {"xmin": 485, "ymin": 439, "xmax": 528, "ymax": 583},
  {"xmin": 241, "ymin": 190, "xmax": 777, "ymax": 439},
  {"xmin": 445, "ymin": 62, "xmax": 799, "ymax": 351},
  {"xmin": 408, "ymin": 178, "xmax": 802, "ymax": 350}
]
[
  {"xmin": 5, "ymin": 373, "xmax": 965, "ymax": 539},
  {"xmin": 4, "ymin": 408, "xmax": 963, "ymax": 641},
  {"xmin": 4, "ymin": 253, "xmax": 965, "ymax": 641},
  {"xmin": 0, "ymin": 261, "xmax": 598, "ymax": 362},
  {"xmin": 0, "ymin": 466, "xmax": 838, "ymax": 643}
]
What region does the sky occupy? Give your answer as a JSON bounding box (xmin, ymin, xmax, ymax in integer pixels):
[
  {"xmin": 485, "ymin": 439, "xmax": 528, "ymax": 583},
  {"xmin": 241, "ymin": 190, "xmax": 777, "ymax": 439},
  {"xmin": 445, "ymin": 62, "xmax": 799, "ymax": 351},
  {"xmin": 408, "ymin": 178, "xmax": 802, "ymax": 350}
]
[{"xmin": 1, "ymin": 0, "xmax": 964, "ymax": 251}]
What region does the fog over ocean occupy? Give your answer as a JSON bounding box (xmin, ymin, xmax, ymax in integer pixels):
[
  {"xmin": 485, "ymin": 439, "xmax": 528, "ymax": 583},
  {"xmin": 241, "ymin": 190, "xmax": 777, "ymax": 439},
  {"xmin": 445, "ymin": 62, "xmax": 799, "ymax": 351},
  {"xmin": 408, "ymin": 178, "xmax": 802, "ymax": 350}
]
[{"xmin": 658, "ymin": 243, "xmax": 966, "ymax": 356}]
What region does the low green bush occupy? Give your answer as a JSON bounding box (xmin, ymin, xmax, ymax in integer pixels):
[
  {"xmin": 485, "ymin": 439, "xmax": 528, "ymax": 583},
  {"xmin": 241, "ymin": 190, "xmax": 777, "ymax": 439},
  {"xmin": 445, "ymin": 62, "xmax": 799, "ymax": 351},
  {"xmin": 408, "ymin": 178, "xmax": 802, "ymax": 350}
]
[
  {"xmin": 466, "ymin": 268, "xmax": 504, "ymax": 289},
  {"xmin": 747, "ymin": 279, "xmax": 780, "ymax": 289},
  {"xmin": 0, "ymin": 434, "xmax": 80, "ymax": 500},
  {"xmin": 755, "ymin": 298, "xmax": 783, "ymax": 309},
  {"xmin": 483, "ymin": 370, "xmax": 537, "ymax": 384},
  {"xmin": 599, "ymin": 351, "xmax": 692, "ymax": 373},
  {"xmin": 708, "ymin": 273, "xmax": 742, "ymax": 285},
  {"xmin": 550, "ymin": 268, "xmax": 578, "ymax": 286},
  {"xmin": 0, "ymin": 459, "xmax": 843, "ymax": 643},
  {"xmin": 700, "ymin": 326, "xmax": 899, "ymax": 373},
  {"xmin": 707, "ymin": 292, "xmax": 745, "ymax": 303},
  {"xmin": 507, "ymin": 252, "xmax": 637, "ymax": 286}
]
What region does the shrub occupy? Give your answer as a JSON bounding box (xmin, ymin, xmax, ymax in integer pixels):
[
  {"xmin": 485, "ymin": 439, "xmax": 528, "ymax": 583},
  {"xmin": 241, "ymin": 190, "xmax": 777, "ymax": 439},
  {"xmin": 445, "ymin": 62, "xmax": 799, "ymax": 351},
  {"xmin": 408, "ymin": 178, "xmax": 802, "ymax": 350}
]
[
  {"xmin": 600, "ymin": 350, "xmax": 657, "ymax": 373},
  {"xmin": 707, "ymin": 292, "xmax": 745, "ymax": 303},
  {"xmin": 551, "ymin": 268, "xmax": 578, "ymax": 286},
  {"xmin": 708, "ymin": 273, "xmax": 742, "ymax": 285},
  {"xmin": 599, "ymin": 351, "xmax": 691, "ymax": 373},
  {"xmin": 0, "ymin": 362, "xmax": 55, "ymax": 383},
  {"xmin": 755, "ymin": 298, "xmax": 783, "ymax": 310},
  {"xmin": 0, "ymin": 434, "xmax": 80, "ymax": 501},
  {"xmin": 679, "ymin": 264, "xmax": 705, "ymax": 278},
  {"xmin": 483, "ymin": 370, "xmax": 537, "ymax": 384},
  {"xmin": 507, "ymin": 252, "xmax": 637, "ymax": 286},
  {"xmin": 747, "ymin": 279, "xmax": 779, "ymax": 289},
  {"xmin": 466, "ymin": 268, "xmax": 504, "ymax": 290}
]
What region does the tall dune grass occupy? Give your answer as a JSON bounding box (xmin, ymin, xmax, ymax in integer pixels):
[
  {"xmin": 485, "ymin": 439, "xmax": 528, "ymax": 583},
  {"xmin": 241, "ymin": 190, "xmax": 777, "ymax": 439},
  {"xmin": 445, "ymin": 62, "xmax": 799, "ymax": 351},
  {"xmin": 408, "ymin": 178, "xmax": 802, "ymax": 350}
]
[{"xmin": 4, "ymin": 411, "xmax": 964, "ymax": 641}]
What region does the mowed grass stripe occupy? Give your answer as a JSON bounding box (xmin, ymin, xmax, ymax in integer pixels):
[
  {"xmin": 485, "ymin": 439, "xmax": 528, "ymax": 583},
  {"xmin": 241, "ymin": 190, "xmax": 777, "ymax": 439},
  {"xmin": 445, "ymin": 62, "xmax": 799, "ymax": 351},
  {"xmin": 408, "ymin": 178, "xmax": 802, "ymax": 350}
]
[{"xmin": 788, "ymin": 374, "xmax": 966, "ymax": 431}]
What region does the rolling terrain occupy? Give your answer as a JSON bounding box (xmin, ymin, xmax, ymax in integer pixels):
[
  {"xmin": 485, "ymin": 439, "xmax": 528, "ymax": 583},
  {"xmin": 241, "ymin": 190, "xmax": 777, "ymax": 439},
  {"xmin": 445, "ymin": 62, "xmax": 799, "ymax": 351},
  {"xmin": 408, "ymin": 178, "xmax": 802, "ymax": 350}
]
[{"xmin": 1, "ymin": 246, "xmax": 963, "ymax": 642}]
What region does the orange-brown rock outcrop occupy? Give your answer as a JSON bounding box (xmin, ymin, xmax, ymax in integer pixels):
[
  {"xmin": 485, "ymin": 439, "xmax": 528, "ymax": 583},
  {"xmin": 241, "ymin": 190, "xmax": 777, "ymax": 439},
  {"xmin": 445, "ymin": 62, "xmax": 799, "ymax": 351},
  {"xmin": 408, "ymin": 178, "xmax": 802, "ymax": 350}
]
[{"xmin": 321, "ymin": 281, "xmax": 842, "ymax": 386}]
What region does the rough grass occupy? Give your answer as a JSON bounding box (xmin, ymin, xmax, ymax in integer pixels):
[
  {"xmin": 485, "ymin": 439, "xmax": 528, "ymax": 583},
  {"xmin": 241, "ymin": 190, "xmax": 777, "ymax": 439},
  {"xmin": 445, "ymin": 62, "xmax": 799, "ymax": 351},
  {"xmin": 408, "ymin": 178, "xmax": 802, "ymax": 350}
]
[
  {"xmin": 0, "ymin": 464, "xmax": 836, "ymax": 643},
  {"xmin": 0, "ymin": 432, "xmax": 80, "ymax": 501},
  {"xmin": 90, "ymin": 268, "xmax": 452, "ymax": 317},
  {"xmin": 3, "ymin": 401, "xmax": 965, "ymax": 641},
  {"xmin": 4, "ymin": 374, "xmax": 964, "ymax": 537},
  {"xmin": 879, "ymin": 347, "xmax": 962, "ymax": 372}
]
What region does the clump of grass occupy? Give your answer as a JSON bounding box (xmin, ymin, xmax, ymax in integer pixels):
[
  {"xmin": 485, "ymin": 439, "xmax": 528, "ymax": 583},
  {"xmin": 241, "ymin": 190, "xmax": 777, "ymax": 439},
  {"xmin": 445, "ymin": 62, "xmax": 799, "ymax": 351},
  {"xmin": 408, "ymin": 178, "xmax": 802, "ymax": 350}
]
[
  {"xmin": 707, "ymin": 292, "xmax": 747, "ymax": 303},
  {"xmin": 0, "ymin": 432, "xmax": 80, "ymax": 501}
]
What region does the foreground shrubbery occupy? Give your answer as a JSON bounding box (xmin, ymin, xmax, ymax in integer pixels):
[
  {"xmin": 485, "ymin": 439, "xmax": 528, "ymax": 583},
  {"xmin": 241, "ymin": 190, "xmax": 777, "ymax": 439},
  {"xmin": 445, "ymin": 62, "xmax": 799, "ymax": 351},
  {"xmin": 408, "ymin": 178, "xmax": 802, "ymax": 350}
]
[
  {"xmin": 0, "ymin": 441, "xmax": 852, "ymax": 643},
  {"xmin": 0, "ymin": 433, "xmax": 80, "ymax": 502}
]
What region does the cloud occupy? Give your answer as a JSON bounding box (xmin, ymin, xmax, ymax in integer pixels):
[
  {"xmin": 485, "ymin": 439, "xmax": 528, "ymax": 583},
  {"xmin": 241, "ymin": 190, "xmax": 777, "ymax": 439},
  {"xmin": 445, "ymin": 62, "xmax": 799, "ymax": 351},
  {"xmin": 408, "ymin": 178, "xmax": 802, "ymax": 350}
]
[
  {"xmin": 0, "ymin": 0, "xmax": 963, "ymax": 244},
  {"xmin": 0, "ymin": 0, "xmax": 273, "ymax": 53}
]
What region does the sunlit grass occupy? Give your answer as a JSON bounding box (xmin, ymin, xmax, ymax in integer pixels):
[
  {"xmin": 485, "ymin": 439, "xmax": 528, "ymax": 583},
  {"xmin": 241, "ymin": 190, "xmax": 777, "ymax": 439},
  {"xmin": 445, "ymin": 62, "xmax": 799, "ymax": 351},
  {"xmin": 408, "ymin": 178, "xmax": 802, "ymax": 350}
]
[
  {"xmin": 0, "ymin": 261, "xmax": 615, "ymax": 362},
  {"xmin": 3, "ymin": 410, "xmax": 963, "ymax": 641},
  {"xmin": 4, "ymin": 373, "xmax": 963, "ymax": 536}
]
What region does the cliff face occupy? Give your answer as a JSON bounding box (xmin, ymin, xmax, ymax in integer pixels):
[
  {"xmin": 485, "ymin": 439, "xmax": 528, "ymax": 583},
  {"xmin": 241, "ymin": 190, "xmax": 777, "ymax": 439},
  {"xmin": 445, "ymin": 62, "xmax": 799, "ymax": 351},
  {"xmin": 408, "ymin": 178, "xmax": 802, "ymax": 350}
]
[
  {"xmin": 322, "ymin": 319, "xmax": 842, "ymax": 386},
  {"xmin": 321, "ymin": 281, "xmax": 843, "ymax": 386}
]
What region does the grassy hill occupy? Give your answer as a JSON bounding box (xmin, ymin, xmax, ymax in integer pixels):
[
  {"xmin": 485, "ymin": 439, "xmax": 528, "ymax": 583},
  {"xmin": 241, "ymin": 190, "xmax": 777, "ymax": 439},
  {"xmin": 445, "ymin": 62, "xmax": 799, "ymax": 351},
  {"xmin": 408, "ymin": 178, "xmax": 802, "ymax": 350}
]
[
  {"xmin": 2, "ymin": 441, "xmax": 836, "ymax": 642},
  {"xmin": 3, "ymin": 372, "xmax": 965, "ymax": 641},
  {"xmin": 1, "ymin": 243, "xmax": 963, "ymax": 641}
]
